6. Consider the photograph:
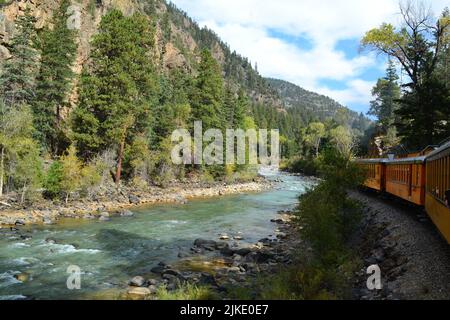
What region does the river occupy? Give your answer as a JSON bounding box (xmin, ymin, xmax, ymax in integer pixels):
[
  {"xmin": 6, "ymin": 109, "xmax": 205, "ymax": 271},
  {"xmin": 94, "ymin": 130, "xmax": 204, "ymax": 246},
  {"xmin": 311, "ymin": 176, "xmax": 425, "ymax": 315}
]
[{"xmin": 0, "ymin": 172, "xmax": 313, "ymax": 300}]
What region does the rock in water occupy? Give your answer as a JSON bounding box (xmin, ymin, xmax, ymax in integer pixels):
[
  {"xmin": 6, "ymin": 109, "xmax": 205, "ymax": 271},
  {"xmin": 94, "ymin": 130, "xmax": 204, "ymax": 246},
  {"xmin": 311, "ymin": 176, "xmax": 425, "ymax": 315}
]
[
  {"xmin": 219, "ymin": 234, "xmax": 230, "ymax": 240},
  {"xmin": 45, "ymin": 237, "xmax": 57, "ymax": 244},
  {"xmin": 15, "ymin": 219, "xmax": 26, "ymax": 226},
  {"xmin": 14, "ymin": 273, "xmax": 30, "ymax": 282},
  {"xmin": 120, "ymin": 210, "xmax": 134, "ymax": 217},
  {"xmin": 129, "ymin": 276, "xmax": 146, "ymax": 287},
  {"xmin": 194, "ymin": 239, "xmax": 217, "ymax": 248}
]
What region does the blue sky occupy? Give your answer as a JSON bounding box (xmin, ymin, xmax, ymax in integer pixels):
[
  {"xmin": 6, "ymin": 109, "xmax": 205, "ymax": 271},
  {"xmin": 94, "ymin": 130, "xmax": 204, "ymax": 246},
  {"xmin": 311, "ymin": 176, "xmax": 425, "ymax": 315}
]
[{"xmin": 170, "ymin": 0, "xmax": 449, "ymax": 115}]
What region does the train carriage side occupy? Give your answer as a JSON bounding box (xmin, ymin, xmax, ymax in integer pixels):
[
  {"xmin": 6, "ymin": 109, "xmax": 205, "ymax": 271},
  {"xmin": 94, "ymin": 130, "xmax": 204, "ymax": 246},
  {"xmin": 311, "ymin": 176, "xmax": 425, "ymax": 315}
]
[
  {"xmin": 425, "ymin": 142, "xmax": 450, "ymax": 244},
  {"xmin": 384, "ymin": 156, "xmax": 426, "ymax": 206},
  {"xmin": 356, "ymin": 159, "xmax": 386, "ymax": 191}
]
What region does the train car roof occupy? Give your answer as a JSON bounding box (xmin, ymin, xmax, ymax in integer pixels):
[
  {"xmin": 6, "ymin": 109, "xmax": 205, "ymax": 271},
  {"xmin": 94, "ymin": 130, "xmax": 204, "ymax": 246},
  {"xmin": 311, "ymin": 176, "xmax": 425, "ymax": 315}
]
[
  {"xmin": 355, "ymin": 158, "xmax": 388, "ymax": 164},
  {"xmin": 384, "ymin": 156, "xmax": 426, "ymax": 164},
  {"xmin": 426, "ymin": 141, "xmax": 450, "ymax": 161}
]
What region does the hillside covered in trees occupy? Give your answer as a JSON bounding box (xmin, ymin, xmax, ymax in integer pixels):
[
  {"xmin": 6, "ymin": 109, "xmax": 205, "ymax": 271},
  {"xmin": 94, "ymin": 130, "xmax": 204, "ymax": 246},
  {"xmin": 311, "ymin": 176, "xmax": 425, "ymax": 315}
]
[{"xmin": 0, "ymin": 0, "xmax": 373, "ymax": 204}]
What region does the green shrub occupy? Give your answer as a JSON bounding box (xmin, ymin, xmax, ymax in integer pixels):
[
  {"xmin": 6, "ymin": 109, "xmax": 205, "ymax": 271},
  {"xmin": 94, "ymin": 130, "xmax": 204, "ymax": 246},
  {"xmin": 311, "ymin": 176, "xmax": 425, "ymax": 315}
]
[
  {"xmin": 281, "ymin": 156, "xmax": 320, "ymax": 176},
  {"xmin": 44, "ymin": 160, "xmax": 64, "ymax": 199}
]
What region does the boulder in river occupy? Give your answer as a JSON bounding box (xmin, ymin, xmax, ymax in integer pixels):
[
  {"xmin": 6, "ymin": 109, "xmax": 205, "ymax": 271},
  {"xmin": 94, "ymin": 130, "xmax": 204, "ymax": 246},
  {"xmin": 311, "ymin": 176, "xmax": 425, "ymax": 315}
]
[
  {"xmin": 194, "ymin": 238, "xmax": 217, "ymax": 249},
  {"xmin": 14, "ymin": 272, "xmax": 30, "ymax": 282},
  {"xmin": 120, "ymin": 210, "xmax": 134, "ymax": 217},
  {"xmin": 15, "ymin": 219, "xmax": 26, "ymax": 226},
  {"xmin": 129, "ymin": 276, "xmax": 146, "ymax": 287},
  {"xmin": 45, "ymin": 237, "xmax": 57, "ymax": 244},
  {"xmin": 151, "ymin": 262, "xmax": 169, "ymax": 274},
  {"xmin": 235, "ymin": 248, "xmax": 252, "ymax": 257},
  {"xmin": 162, "ymin": 269, "xmax": 180, "ymax": 277}
]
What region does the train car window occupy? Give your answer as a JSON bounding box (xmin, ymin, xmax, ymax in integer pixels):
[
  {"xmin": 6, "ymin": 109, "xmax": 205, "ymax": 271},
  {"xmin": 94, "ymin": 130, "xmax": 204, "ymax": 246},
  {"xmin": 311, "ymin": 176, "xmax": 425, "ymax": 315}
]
[{"xmin": 445, "ymin": 189, "xmax": 450, "ymax": 208}]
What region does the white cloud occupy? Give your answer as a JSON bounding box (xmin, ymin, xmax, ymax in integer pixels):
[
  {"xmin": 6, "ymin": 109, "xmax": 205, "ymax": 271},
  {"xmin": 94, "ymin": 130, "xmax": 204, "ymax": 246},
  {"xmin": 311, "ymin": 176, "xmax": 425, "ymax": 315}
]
[{"xmin": 170, "ymin": 0, "xmax": 450, "ymax": 112}]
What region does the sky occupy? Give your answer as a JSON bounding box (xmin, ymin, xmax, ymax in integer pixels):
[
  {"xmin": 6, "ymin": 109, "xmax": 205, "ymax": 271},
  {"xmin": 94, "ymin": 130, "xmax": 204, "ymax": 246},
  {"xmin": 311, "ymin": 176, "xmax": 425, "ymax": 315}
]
[{"xmin": 170, "ymin": 0, "xmax": 449, "ymax": 115}]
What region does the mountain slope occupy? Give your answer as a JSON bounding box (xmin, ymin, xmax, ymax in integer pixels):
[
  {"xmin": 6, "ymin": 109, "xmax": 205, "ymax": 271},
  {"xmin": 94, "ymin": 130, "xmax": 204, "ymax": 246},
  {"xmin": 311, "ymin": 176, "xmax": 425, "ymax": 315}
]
[
  {"xmin": 266, "ymin": 78, "xmax": 372, "ymax": 132},
  {"xmin": 0, "ymin": 0, "xmax": 369, "ymax": 132}
]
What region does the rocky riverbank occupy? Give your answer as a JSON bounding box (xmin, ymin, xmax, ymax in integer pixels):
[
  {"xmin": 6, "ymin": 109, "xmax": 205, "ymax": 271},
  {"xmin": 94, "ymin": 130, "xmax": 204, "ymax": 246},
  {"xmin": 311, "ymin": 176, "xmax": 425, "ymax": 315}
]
[
  {"xmin": 350, "ymin": 190, "xmax": 450, "ymax": 300},
  {"xmin": 0, "ymin": 178, "xmax": 274, "ymax": 227},
  {"xmin": 103, "ymin": 210, "xmax": 300, "ymax": 300}
]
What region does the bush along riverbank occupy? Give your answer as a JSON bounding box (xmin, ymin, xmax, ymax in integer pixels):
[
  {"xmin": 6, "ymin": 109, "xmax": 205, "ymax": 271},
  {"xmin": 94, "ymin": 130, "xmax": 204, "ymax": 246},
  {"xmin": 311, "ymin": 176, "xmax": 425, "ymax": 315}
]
[
  {"xmin": 116, "ymin": 148, "xmax": 368, "ymax": 301},
  {"xmin": 243, "ymin": 149, "xmax": 367, "ymax": 299},
  {"xmin": 0, "ymin": 176, "xmax": 273, "ymax": 227}
]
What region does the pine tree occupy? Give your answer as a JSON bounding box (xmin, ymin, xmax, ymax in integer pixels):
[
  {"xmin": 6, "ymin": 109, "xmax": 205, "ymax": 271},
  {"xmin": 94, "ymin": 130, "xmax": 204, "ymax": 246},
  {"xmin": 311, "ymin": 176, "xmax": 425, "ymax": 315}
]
[
  {"xmin": 0, "ymin": 8, "xmax": 39, "ymax": 107},
  {"xmin": 71, "ymin": 10, "xmax": 158, "ymax": 187},
  {"xmin": 33, "ymin": 0, "xmax": 77, "ymax": 154},
  {"xmin": 223, "ymin": 84, "xmax": 236, "ymax": 128},
  {"xmin": 368, "ymin": 60, "xmax": 401, "ymax": 131},
  {"xmin": 234, "ymin": 89, "xmax": 248, "ymax": 129},
  {"xmin": 191, "ymin": 49, "xmax": 224, "ymax": 130}
]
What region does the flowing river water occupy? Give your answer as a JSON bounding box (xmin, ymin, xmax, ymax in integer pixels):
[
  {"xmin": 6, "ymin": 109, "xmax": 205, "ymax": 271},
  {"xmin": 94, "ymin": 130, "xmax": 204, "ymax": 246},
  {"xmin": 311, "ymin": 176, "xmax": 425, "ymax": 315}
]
[{"xmin": 0, "ymin": 171, "xmax": 313, "ymax": 300}]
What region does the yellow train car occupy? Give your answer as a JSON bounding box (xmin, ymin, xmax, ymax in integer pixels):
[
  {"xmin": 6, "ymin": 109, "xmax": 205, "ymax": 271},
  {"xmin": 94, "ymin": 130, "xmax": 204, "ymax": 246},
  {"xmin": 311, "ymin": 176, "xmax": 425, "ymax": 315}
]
[
  {"xmin": 425, "ymin": 141, "xmax": 450, "ymax": 244},
  {"xmin": 356, "ymin": 159, "xmax": 386, "ymax": 191},
  {"xmin": 384, "ymin": 156, "xmax": 426, "ymax": 206}
]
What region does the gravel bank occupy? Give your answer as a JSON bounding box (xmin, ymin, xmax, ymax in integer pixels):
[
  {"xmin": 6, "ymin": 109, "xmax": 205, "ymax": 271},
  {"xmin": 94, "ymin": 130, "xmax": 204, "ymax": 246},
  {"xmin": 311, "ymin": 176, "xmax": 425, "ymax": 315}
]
[
  {"xmin": 0, "ymin": 179, "xmax": 274, "ymax": 227},
  {"xmin": 350, "ymin": 189, "xmax": 450, "ymax": 300}
]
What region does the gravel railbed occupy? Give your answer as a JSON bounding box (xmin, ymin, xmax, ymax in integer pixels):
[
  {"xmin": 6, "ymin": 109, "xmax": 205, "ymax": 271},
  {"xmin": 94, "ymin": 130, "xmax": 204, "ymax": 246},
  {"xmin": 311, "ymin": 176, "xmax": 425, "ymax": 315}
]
[{"xmin": 350, "ymin": 189, "xmax": 450, "ymax": 300}]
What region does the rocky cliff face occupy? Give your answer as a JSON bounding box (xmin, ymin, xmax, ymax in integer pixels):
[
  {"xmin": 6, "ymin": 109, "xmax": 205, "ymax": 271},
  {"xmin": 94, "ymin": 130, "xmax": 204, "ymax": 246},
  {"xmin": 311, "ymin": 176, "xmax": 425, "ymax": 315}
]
[
  {"xmin": 0, "ymin": 0, "xmax": 284, "ymax": 111},
  {"xmin": 1, "ymin": 0, "xmax": 143, "ymax": 72},
  {"xmin": 2, "ymin": 1, "xmax": 375, "ymax": 125}
]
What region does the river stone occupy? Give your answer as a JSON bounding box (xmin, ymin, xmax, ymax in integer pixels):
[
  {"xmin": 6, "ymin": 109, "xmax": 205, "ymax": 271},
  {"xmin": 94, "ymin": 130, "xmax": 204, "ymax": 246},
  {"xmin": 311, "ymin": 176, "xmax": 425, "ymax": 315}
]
[
  {"xmin": 100, "ymin": 212, "xmax": 110, "ymax": 217},
  {"xmin": 162, "ymin": 269, "xmax": 180, "ymax": 277},
  {"xmin": 194, "ymin": 239, "xmax": 217, "ymax": 249},
  {"xmin": 148, "ymin": 285, "xmax": 157, "ymax": 294},
  {"xmin": 235, "ymin": 248, "xmax": 252, "ymax": 256},
  {"xmin": 120, "ymin": 210, "xmax": 134, "ymax": 217},
  {"xmin": 129, "ymin": 276, "xmax": 146, "ymax": 287},
  {"xmin": 15, "ymin": 219, "xmax": 25, "ymax": 226},
  {"xmin": 219, "ymin": 247, "xmax": 234, "ymax": 257},
  {"xmin": 151, "ymin": 262, "xmax": 169, "ymax": 274},
  {"xmin": 14, "ymin": 273, "xmax": 30, "ymax": 282},
  {"xmin": 219, "ymin": 234, "xmax": 230, "ymax": 240},
  {"xmin": 45, "ymin": 237, "xmax": 57, "ymax": 244},
  {"xmin": 128, "ymin": 195, "xmax": 140, "ymax": 205},
  {"xmin": 43, "ymin": 218, "xmax": 54, "ymax": 225},
  {"xmin": 99, "ymin": 216, "xmax": 110, "ymax": 222},
  {"xmin": 20, "ymin": 234, "xmax": 32, "ymax": 241},
  {"xmin": 127, "ymin": 287, "xmax": 151, "ymax": 298}
]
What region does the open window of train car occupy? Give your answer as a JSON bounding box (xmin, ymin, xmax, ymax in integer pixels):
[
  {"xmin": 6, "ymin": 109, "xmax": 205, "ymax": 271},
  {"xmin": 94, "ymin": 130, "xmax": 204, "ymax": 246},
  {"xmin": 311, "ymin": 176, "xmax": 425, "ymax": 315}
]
[
  {"xmin": 355, "ymin": 159, "xmax": 386, "ymax": 191},
  {"xmin": 384, "ymin": 156, "xmax": 426, "ymax": 206},
  {"xmin": 425, "ymin": 141, "xmax": 450, "ymax": 244}
]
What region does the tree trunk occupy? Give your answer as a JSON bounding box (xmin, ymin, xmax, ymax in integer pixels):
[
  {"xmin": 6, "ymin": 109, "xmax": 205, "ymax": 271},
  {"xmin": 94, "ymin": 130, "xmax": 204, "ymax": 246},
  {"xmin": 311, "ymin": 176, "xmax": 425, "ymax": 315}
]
[
  {"xmin": 21, "ymin": 184, "xmax": 27, "ymax": 205},
  {"xmin": 115, "ymin": 138, "xmax": 126, "ymax": 188},
  {"xmin": 0, "ymin": 146, "xmax": 4, "ymax": 197},
  {"xmin": 315, "ymin": 139, "xmax": 320, "ymax": 158},
  {"xmin": 65, "ymin": 192, "xmax": 69, "ymax": 204}
]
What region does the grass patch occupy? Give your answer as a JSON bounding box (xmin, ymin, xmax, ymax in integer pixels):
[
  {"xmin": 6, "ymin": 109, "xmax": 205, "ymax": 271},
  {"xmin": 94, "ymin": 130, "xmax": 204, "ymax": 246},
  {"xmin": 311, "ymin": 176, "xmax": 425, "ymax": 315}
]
[{"xmin": 156, "ymin": 283, "xmax": 219, "ymax": 300}]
